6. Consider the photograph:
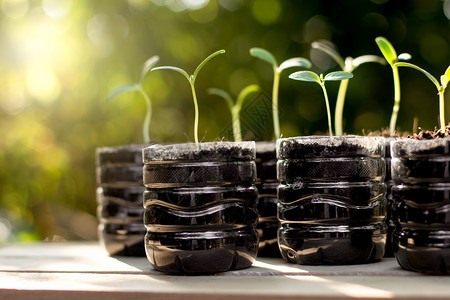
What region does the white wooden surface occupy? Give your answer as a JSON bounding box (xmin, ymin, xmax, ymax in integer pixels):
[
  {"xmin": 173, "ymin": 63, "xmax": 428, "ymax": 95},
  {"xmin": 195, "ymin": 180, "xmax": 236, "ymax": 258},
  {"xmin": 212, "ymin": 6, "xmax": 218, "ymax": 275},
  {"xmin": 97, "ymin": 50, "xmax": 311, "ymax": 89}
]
[{"xmin": 0, "ymin": 242, "xmax": 449, "ymax": 299}]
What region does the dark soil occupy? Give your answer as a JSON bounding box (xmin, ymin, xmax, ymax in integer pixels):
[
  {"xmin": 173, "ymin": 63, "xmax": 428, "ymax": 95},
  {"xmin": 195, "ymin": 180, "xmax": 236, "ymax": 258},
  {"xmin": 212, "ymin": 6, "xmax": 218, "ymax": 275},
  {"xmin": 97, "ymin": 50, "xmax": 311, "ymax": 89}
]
[
  {"xmin": 407, "ymin": 125, "xmax": 450, "ymax": 140},
  {"xmin": 143, "ymin": 142, "xmax": 255, "ymax": 163}
]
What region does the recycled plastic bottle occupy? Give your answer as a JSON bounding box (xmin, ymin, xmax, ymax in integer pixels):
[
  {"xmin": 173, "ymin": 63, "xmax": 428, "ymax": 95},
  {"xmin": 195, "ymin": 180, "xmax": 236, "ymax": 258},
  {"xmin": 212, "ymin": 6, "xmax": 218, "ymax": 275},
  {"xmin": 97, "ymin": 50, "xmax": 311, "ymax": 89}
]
[
  {"xmin": 142, "ymin": 141, "xmax": 259, "ymax": 274},
  {"xmin": 277, "ymin": 136, "xmax": 387, "ymax": 265}
]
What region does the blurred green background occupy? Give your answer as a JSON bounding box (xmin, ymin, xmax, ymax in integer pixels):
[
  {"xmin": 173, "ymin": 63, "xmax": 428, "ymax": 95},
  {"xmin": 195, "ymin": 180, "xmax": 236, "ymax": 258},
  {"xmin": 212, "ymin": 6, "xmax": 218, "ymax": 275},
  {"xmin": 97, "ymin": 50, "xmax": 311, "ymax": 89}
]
[{"xmin": 0, "ymin": 0, "xmax": 448, "ymax": 242}]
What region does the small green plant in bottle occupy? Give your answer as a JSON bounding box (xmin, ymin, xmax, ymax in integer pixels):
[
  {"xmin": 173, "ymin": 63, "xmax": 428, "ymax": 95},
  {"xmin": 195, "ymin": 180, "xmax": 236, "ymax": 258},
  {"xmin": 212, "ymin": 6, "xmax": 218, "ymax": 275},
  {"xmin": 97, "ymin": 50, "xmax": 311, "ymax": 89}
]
[
  {"xmin": 107, "ymin": 55, "xmax": 159, "ymax": 143},
  {"xmin": 289, "ymin": 71, "xmax": 353, "ymax": 136},
  {"xmin": 208, "ymin": 84, "xmax": 260, "ymax": 142},
  {"xmin": 395, "ymin": 62, "xmax": 450, "ymax": 131},
  {"xmin": 311, "ymin": 41, "xmax": 386, "ymax": 136},
  {"xmin": 250, "ymin": 47, "xmax": 311, "ymax": 139},
  {"xmin": 375, "ymin": 37, "xmax": 412, "ymax": 135},
  {"xmin": 152, "ymin": 50, "xmax": 225, "ymax": 145}
]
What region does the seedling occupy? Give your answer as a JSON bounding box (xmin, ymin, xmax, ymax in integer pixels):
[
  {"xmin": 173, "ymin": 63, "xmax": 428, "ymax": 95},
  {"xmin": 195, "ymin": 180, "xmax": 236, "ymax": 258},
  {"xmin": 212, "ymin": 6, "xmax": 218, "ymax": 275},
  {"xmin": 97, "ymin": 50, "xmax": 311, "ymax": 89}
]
[
  {"xmin": 208, "ymin": 84, "xmax": 260, "ymax": 142},
  {"xmin": 152, "ymin": 50, "xmax": 225, "ymax": 145},
  {"xmin": 289, "ymin": 71, "xmax": 353, "ymax": 136},
  {"xmin": 311, "ymin": 41, "xmax": 386, "ymax": 136},
  {"xmin": 250, "ymin": 47, "xmax": 311, "ymax": 139},
  {"xmin": 375, "ymin": 37, "xmax": 411, "ymax": 135},
  {"xmin": 395, "ymin": 62, "xmax": 450, "ymax": 131},
  {"xmin": 107, "ymin": 55, "xmax": 159, "ymax": 144}
]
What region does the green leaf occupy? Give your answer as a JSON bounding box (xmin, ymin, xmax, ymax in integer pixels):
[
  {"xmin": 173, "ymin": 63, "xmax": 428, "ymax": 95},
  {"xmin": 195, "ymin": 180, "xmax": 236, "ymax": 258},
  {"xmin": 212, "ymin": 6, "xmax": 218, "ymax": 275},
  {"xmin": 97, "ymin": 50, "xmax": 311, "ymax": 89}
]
[
  {"xmin": 277, "ymin": 58, "xmax": 311, "ymax": 72},
  {"xmin": 398, "ymin": 53, "xmax": 412, "ymax": 61},
  {"xmin": 151, "ymin": 66, "xmax": 190, "ymax": 82},
  {"xmin": 139, "ymin": 55, "xmax": 159, "ymax": 83},
  {"xmin": 106, "ymin": 84, "xmax": 140, "ymax": 102},
  {"xmin": 441, "ymin": 65, "xmax": 450, "ymax": 90},
  {"xmin": 208, "ymin": 87, "xmax": 234, "ymax": 111},
  {"xmin": 192, "ymin": 49, "xmax": 225, "ymax": 83},
  {"xmin": 375, "ymin": 36, "xmax": 398, "ymax": 65},
  {"xmin": 395, "ymin": 62, "xmax": 440, "ymax": 90},
  {"xmin": 323, "ymin": 71, "xmax": 353, "ymax": 81},
  {"xmin": 311, "ymin": 41, "xmax": 345, "ymax": 69},
  {"xmin": 352, "ymin": 55, "xmax": 386, "ymax": 68},
  {"xmin": 289, "ymin": 71, "xmax": 321, "ymax": 84},
  {"xmin": 249, "ymin": 47, "xmax": 278, "ymax": 67},
  {"xmin": 236, "ymin": 84, "xmax": 260, "ymax": 109}
]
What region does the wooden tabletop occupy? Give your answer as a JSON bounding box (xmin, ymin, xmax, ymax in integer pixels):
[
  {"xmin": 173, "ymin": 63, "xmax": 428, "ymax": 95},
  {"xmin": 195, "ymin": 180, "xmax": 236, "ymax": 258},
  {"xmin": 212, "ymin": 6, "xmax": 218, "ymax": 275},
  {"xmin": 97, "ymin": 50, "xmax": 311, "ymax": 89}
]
[{"xmin": 1, "ymin": 242, "xmax": 449, "ymax": 300}]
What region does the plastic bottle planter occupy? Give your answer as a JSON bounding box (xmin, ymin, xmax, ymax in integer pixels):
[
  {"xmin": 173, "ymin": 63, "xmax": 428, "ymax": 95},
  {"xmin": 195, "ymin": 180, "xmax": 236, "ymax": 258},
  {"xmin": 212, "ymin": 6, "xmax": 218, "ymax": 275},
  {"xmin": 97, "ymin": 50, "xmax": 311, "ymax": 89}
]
[
  {"xmin": 255, "ymin": 142, "xmax": 280, "ymax": 257},
  {"xmin": 277, "ymin": 136, "xmax": 387, "ymax": 265},
  {"xmin": 95, "ymin": 145, "xmax": 147, "ymax": 256},
  {"xmin": 142, "ymin": 142, "xmax": 259, "ymax": 274},
  {"xmin": 391, "ymin": 138, "xmax": 450, "ymax": 273},
  {"xmin": 383, "ymin": 137, "xmax": 403, "ymax": 257}
]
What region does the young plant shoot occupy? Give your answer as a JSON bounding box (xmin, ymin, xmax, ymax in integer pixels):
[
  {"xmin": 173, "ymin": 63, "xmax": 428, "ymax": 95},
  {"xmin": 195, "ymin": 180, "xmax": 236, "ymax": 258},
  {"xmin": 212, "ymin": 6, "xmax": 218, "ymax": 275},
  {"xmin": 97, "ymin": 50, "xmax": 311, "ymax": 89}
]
[
  {"xmin": 107, "ymin": 55, "xmax": 159, "ymax": 144},
  {"xmin": 152, "ymin": 50, "xmax": 225, "ymax": 145},
  {"xmin": 250, "ymin": 47, "xmax": 311, "ymax": 139},
  {"xmin": 208, "ymin": 84, "xmax": 260, "ymax": 142},
  {"xmin": 311, "ymin": 41, "xmax": 386, "ymax": 136},
  {"xmin": 375, "ymin": 37, "xmax": 412, "ymax": 135},
  {"xmin": 395, "ymin": 63, "xmax": 450, "ymax": 131},
  {"xmin": 289, "ymin": 71, "xmax": 353, "ymax": 136}
]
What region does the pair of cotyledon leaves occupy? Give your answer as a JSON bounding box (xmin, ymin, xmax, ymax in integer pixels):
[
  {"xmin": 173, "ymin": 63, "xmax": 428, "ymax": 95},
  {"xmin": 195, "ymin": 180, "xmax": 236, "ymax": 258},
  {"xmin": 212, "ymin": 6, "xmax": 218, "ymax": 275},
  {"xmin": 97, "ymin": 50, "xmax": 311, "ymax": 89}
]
[
  {"xmin": 376, "ymin": 36, "xmax": 450, "ymax": 92},
  {"xmin": 249, "ymin": 47, "xmax": 353, "ymax": 84}
]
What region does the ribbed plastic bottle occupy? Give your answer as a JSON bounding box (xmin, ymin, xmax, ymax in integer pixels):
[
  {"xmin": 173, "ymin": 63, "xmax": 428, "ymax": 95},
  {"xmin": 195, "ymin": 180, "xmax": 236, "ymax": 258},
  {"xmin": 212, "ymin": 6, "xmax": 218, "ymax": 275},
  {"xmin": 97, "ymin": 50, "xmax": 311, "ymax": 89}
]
[
  {"xmin": 95, "ymin": 145, "xmax": 146, "ymax": 256},
  {"xmin": 277, "ymin": 136, "xmax": 386, "ymax": 265},
  {"xmin": 142, "ymin": 142, "xmax": 259, "ymax": 274},
  {"xmin": 255, "ymin": 142, "xmax": 280, "ymax": 256},
  {"xmin": 391, "ymin": 137, "xmax": 450, "ymax": 273}
]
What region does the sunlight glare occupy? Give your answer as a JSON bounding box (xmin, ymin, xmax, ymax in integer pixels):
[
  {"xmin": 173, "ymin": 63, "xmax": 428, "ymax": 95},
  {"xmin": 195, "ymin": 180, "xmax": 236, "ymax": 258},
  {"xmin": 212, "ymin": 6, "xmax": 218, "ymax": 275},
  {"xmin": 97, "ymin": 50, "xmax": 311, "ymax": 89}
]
[
  {"xmin": 42, "ymin": 0, "xmax": 73, "ymax": 19},
  {"xmin": 26, "ymin": 64, "xmax": 61, "ymax": 105}
]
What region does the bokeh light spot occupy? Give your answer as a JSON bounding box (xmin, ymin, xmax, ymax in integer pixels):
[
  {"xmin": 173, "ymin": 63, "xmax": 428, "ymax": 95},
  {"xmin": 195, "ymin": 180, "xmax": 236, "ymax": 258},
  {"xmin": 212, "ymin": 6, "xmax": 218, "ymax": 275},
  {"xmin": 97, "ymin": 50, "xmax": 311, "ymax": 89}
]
[
  {"xmin": 363, "ymin": 12, "xmax": 389, "ymax": 31},
  {"xmin": 0, "ymin": 217, "xmax": 12, "ymax": 242},
  {"xmin": 2, "ymin": 0, "xmax": 28, "ymax": 19},
  {"xmin": 353, "ymin": 111, "xmax": 383, "ymax": 133},
  {"xmin": 303, "ymin": 15, "xmax": 332, "ymax": 43},
  {"xmin": 218, "ymin": 0, "xmax": 243, "ymax": 11},
  {"xmin": 297, "ymin": 94, "xmax": 325, "ymax": 122},
  {"xmin": 228, "ymin": 68, "xmax": 259, "ymax": 96},
  {"xmin": 87, "ymin": 14, "xmax": 129, "ymax": 58},
  {"xmin": 251, "ymin": 0, "xmax": 281, "ymax": 25},
  {"xmin": 181, "ymin": 0, "xmax": 209, "ymax": 10},
  {"xmin": 0, "ymin": 83, "xmax": 29, "ymax": 115},
  {"xmin": 444, "ymin": 0, "xmax": 450, "ymax": 20},
  {"xmin": 189, "ymin": 0, "xmax": 217, "ymax": 23},
  {"xmin": 310, "ymin": 40, "xmax": 338, "ymax": 71},
  {"xmin": 419, "ymin": 34, "xmax": 449, "ymax": 65},
  {"xmin": 128, "ymin": 0, "xmax": 151, "ymax": 10},
  {"xmin": 26, "ymin": 64, "xmax": 61, "ymax": 105},
  {"xmin": 42, "ymin": 0, "xmax": 73, "ymax": 19}
]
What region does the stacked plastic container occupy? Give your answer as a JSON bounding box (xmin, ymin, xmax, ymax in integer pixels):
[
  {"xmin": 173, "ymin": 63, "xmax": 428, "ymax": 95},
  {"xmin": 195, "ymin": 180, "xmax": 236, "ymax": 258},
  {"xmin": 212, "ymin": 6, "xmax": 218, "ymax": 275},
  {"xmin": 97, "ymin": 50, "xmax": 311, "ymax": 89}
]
[
  {"xmin": 255, "ymin": 142, "xmax": 280, "ymax": 256},
  {"xmin": 391, "ymin": 138, "xmax": 450, "ymax": 273},
  {"xmin": 96, "ymin": 145, "xmax": 146, "ymax": 256}
]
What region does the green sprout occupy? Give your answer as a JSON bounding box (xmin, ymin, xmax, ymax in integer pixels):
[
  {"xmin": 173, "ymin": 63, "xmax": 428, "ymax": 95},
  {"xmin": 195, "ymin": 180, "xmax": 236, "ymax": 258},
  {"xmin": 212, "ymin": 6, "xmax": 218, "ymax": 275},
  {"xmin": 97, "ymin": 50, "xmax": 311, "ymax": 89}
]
[
  {"xmin": 394, "ymin": 63, "xmax": 450, "ymax": 131},
  {"xmin": 152, "ymin": 50, "xmax": 225, "ymax": 145},
  {"xmin": 250, "ymin": 47, "xmax": 311, "ymax": 139},
  {"xmin": 311, "ymin": 41, "xmax": 386, "ymax": 136},
  {"xmin": 375, "ymin": 36, "xmax": 412, "ymax": 135},
  {"xmin": 289, "ymin": 71, "xmax": 353, "ymax": 136},
  {"xmin": 107, "ymin": 55, "xmax": 159, "ymax": 144},
  {"xmin": 208, "ymin": 84, "xmax": 260, "ymax": 142}
]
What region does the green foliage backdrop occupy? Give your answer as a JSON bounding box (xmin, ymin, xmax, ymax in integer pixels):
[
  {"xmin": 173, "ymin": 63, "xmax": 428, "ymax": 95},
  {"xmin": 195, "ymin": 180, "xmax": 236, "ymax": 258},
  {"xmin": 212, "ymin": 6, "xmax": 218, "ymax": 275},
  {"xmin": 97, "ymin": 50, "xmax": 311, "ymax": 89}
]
[{"xmin": 0, "ymin": 0, "xmax": 448, "ymax": 241}]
